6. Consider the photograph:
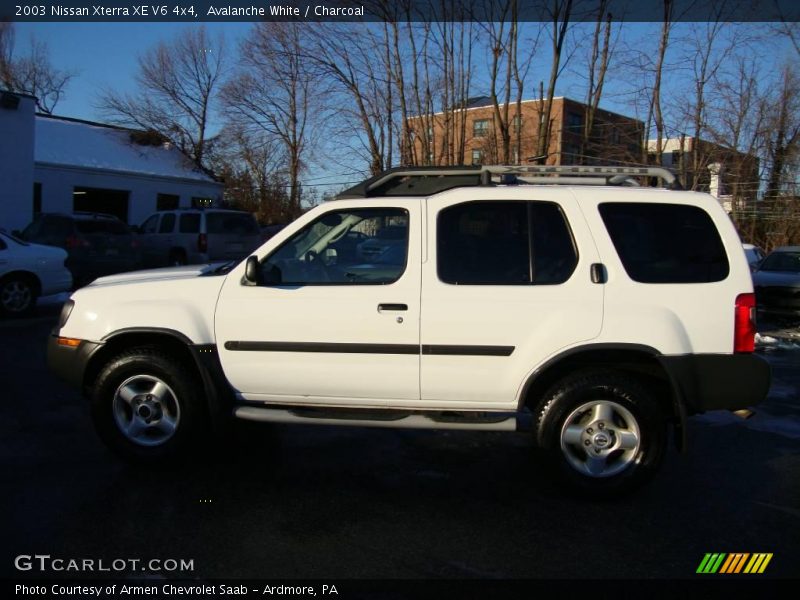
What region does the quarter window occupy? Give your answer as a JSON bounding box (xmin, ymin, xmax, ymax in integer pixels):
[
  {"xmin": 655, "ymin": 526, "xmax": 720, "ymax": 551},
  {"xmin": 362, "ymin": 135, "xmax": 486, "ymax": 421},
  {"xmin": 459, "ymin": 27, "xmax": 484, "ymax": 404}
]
[
  {"xmin": 599, "ymin": 203, "xmax": 729, "ymax": 283},
  {"xmin": 437, "ymin": 201, "xmax": 577, "ymax": 285},
  {"xmin": 260, "ymin": 208, "xmax": 409, "ymax": 285}
]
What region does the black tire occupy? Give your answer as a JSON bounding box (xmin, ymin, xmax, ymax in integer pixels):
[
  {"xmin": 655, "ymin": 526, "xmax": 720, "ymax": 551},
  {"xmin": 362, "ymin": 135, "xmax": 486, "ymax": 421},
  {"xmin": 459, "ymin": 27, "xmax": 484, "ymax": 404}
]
[
  {"xmin": 0, "ymin": 274, "xmax": 38, "ymax": 317},
  {"xmin": 168, "ymin": 249, "xmax": 188, "ymax": 266},
  {"xmin": 535, "ymin": 370, "xmax": 667, "ymax": 496},
  {"xmin": 90, "ymin": 347, "xmax": 207, "ymax": 463}
]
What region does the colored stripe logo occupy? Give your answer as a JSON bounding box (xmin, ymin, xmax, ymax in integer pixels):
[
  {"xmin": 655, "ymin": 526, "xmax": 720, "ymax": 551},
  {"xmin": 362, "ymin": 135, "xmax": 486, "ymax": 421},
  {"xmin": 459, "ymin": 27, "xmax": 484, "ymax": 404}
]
[{"xmin": 697, "ymin": 553, "xmax": 773, "ymax": 574}]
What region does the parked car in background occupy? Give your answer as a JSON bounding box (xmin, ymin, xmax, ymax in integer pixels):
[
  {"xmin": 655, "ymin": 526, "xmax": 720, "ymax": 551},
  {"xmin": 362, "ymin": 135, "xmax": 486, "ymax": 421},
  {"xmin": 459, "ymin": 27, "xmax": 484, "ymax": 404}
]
[
  {"xmin": 0, "ymin": 229, "xmax": 72, "ymax": 316},
  {"xmin": 356, "ymin": 224, "xmax": 406, "ymax": 261},
  {"xmin": 18, "ymin": 213, "xmax": 141, "ymax": 288},
  {"xmin": 137, "ymin": 209, "xmax": 261, "ymax": 267},
  {"xmin": 752, "ymin": 246, "xmax": 800, "ymax": 317},
  {"xmin": 260, "ymin": 224, "xmax": 287, "ymax": 243},
  {"xmin": 743, "ymin": 243, "xmax": 766, "ymax": 272}
]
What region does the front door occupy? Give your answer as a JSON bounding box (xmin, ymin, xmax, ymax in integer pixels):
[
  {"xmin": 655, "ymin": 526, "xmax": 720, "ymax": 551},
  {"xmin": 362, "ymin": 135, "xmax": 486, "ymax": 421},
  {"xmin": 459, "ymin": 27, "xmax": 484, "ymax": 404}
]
[{"xmin": 215, "ymin": 202, "xmax": 421, "ymax": 406}]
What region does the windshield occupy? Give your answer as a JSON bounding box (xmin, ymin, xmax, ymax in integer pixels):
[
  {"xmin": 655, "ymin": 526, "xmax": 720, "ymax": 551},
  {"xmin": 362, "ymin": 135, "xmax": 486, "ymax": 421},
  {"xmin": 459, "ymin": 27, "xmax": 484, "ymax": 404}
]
[{"xmin": 760, "ymin": 251, "xmax": 800, "ymax": 273}]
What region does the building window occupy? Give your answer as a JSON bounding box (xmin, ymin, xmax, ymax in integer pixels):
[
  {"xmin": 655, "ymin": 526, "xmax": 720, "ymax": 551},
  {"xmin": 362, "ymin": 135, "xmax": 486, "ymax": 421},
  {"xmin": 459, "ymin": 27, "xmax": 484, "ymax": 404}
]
[
  {"xmin": 427, "ymin": 126, "xmax": 434, "ymax": 139},
  {"xmin": 471, "ymin": 148, "xmax": 484, "ymax": 165},
  {"xmin": 73, "ymin": 186, "xmax": 130, "ymax": 223},
  {"xmin": 192, "ymin": 197, "xmax": 214, "ymax": 208},
  {"xmin": 610, "ymin": 127, "xmax": 621, "ymax": 145},
  {"xmin": 566, "ymin": 112, "xmax": 583, "ymax": 130},
  {"xmin": 512, "ymin": 147, "xmax": 519, "ymax": 164},
  {"xmin": 427, "ymin": 151, "xmax": 435, "ymax": 165},
  {"xmin": 473, "ymin": 119, "xmax": 490, "ymax": 137},
  {"xmin": 513, "ymin": 115, "xmax": 522, "ymax": 133},
  {"xmin": 157, "ymin": 193, "xmax": 179, "ymax": 211},
  {"xmin": 33, "ymin": 183, "xmax": 42, "ymax": 215}
]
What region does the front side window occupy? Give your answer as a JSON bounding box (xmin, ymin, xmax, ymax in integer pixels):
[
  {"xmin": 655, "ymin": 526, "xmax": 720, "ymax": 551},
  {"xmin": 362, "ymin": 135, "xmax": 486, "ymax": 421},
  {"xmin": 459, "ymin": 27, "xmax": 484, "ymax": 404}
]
[
  {"xmin": 260, "ymin": 208, "xmax": 409, "ymax": 285},
  {"xmin": 140, "ymin": 215, "xmax": 159, "ymax": 234},
  {"xmin": 599, "ymin": 202, "xmax": 729, "ymax": 283},
  {"xmin": 437, "ymin": 201, "xmax": 577, "ymax": 285}
]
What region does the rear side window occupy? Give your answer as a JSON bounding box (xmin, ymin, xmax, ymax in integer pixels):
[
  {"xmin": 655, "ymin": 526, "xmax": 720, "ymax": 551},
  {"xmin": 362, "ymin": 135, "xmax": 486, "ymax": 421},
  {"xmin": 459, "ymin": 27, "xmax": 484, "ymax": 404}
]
[
  {"xmin": 206, "ymin": 213, "xmax": 259, "ymax": 235},
  {"xmin": 437, "ymin": 201, "xmax": 577, "ymax": 285},
  {"xmin": 75, "ymin": 220, "xmax": 130, "ymax": 235},
  {"xmin": 599, "ymin": 203, "xmax": 729, "ymax": 283},
  {"xmin": 158, "ymin": 213, "xmax": 176, "ymax": 233},
  {"xmin": 179, "ymin": 213, "xmax": 201, "ymax": 233}
]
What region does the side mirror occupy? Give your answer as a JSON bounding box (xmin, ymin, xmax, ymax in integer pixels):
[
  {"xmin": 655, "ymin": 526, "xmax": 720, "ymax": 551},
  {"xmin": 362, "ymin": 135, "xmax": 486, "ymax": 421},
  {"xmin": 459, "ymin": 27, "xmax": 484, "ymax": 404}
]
[{"xmin": 243, "ymin": 255, "xmax": 260, "ymax": 286}]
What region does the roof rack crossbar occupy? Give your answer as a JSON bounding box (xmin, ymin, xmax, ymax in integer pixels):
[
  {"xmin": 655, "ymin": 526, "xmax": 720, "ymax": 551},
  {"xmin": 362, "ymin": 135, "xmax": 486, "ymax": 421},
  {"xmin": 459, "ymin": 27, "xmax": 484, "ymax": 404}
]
[{"xmin": 336, "ymin": 164, "xmax": 680, "ymax": 199}]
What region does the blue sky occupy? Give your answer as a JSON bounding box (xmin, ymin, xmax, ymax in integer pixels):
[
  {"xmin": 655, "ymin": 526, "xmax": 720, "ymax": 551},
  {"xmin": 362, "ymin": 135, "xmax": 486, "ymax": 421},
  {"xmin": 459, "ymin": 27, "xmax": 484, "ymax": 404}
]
[{"xmin": 11, "ymin": 21, "xmax": 795, "ymax": 193}]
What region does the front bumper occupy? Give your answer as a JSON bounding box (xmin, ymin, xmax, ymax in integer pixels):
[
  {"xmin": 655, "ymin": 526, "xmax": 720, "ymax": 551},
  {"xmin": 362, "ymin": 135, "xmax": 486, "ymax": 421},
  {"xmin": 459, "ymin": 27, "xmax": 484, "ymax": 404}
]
[
  {"xmin": 658, "ymin": 354, "xmax": 771, "ymax": 414},
  {"xmin": 46, "ymin": 331, "xmax": 103, "ymax": 390}
]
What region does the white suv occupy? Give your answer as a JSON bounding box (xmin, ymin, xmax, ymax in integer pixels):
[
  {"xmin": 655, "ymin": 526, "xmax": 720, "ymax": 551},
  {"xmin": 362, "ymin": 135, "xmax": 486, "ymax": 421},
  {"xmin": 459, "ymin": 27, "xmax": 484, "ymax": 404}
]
[{"xmin": 48, "ymin": 166, "xmax": 770, "ymax": 495}]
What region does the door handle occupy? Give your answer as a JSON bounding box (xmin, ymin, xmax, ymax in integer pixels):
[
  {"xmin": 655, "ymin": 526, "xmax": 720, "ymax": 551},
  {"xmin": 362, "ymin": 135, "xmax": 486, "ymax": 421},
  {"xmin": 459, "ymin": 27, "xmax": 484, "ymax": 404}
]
[
  {"xmin": 378, "ymin": 303, "xmax": 408, "ymax": 312},
  {"xmin": 590, "ymin": 263, "xmax": 607, "ymax": 284}
]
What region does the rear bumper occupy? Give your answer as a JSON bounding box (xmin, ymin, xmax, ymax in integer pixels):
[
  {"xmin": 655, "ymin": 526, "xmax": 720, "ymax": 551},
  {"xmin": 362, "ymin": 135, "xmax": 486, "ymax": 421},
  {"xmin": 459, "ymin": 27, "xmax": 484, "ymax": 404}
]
[
  {"xmin": 46, "ymin": 331, "xmax": 103, "ymax": 390},
  {"xmin": 658, "ymin": 353, "xmax": 771, "ymax": 414}
]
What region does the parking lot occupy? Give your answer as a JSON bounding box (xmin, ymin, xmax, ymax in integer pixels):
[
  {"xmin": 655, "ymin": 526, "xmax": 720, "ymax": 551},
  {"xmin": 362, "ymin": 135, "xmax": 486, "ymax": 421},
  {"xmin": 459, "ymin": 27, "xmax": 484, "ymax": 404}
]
[{"xmin": 2, "ymin": 304, "xmax": 799, "ymax": 581}]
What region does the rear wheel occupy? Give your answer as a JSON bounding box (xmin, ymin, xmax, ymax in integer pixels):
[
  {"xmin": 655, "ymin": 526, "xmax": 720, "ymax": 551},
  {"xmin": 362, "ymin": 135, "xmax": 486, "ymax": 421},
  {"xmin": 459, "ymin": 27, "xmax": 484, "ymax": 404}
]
[
  {"xmin": 535, "ymin": 370, "xmax": 667, "ymax": 496},
  {"xmin": 168, "ymin": 249, "xmax": 188, "ymax": 266},
  {"xmin": 91, "ymin": 348, "xmax": 207, "ymax": 462},
  {"xmin": 0, "ymin": 275, "xmax": 37, "ymax": 317}
]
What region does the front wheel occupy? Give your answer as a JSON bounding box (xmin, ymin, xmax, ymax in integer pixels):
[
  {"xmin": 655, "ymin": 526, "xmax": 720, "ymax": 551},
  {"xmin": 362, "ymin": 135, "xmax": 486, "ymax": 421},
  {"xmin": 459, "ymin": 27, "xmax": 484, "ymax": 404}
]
[
  {"xmin": 91, "ymin": 348, "xmax": 207, "ymax": 462},
  {"xmin": 535, "ymin": 370, "xmax": 667, "ymax": 496}
]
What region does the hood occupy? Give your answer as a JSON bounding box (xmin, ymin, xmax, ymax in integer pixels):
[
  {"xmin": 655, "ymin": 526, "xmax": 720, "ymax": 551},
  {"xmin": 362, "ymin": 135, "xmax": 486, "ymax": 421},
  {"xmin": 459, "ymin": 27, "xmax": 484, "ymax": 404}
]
[
  {"xmin": 753, "ymin": 270, "xmax": 800, "ymax": 288},
  {"xmin": 88, "ymin": 263, "xmax": 227, "ymax": 287},
  {"xmin": 12, "ymin": 240, "xmax": 67, "ymax": 261}
]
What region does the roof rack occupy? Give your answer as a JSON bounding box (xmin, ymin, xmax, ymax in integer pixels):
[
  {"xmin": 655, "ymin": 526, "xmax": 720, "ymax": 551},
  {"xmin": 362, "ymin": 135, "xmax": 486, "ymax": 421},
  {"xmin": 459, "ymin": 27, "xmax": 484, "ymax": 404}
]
[{"xmin": 336, "ymin": 164, "xmax": 681, "ymax": 199}]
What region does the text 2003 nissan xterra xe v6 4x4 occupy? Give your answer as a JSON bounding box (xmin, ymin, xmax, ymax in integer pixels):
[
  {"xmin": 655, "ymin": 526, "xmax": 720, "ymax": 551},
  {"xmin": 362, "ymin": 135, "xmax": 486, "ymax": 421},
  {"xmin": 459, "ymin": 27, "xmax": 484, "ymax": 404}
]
[{"xmin": 48, "ymin": 165, "xmax": 771, "ymax": 495}]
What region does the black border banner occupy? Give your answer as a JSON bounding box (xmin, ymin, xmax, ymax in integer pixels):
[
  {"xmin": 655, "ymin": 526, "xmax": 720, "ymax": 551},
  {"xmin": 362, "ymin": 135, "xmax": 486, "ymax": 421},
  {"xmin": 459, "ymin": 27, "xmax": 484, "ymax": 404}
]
[{"xmin": 2, "ymin": 0, "xmax": 800, "ymax": 23}]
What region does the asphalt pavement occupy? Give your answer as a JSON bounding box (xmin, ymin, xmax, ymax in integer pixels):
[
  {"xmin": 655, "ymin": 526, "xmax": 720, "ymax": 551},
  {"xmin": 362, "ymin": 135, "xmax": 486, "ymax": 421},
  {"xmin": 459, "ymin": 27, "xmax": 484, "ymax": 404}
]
[{"xmin": 2, "ymin": 304, "xmax": 799, "ymax": 582}]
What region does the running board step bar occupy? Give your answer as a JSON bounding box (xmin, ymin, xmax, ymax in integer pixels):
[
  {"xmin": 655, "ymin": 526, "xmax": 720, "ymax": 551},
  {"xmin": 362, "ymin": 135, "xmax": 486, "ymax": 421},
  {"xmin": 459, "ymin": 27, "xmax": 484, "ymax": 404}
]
[{"xmin": 234, "ymin": 406, "xmax": 532, "ymax": 432}]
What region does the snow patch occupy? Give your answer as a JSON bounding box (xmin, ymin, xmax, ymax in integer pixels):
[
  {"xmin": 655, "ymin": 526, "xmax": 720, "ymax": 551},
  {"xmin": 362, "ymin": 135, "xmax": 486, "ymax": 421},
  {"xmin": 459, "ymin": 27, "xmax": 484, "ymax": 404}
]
[{"xmin": 34, "ymin": 117, "xmax": 218, "ymax": 183}]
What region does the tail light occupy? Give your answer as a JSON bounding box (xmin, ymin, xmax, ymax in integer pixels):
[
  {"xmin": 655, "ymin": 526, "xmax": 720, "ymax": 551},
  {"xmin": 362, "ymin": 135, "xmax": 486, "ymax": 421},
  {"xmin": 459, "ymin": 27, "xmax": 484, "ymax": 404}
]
[
  {"xmin": 65, "ymin": 235, "xmax": 90, "ymax": 249},
  {"xmin": 734, "ymin": 293, "xmax": 756, "ymax": 353},
  {"xmin": 198, "ymin": 233, "xmax": 207, "ymax": 253}
]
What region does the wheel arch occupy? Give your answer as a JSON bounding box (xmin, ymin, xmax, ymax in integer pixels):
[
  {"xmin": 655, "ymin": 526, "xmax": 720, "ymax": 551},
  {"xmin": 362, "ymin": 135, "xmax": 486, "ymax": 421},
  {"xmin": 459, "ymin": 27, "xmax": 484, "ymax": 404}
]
[
  {"xmin": 518, "ymin": 343, "xmax": 688, "ymax": 451},
  {"xmin": 83, "ymin": 328, "xmax": 231, "ymax": 431}
]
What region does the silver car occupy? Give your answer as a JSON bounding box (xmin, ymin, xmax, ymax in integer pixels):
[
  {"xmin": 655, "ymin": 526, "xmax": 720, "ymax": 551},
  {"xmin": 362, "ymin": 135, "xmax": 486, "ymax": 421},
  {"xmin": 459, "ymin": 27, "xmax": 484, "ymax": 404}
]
[{"xmin": 137, "ymin": 209, "xmax": 262, "ymax": 267}]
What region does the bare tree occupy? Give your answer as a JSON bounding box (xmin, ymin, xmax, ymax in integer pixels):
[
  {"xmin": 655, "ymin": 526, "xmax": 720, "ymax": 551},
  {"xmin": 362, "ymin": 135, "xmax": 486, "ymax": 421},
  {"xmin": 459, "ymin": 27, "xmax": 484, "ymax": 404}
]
[
  {"xmin": 0, "ymin": 23, "xmax": 74, "ymax": 114},
  {"xmin": 763, "ymin": 65, "xmax": 800, "ymax": 200},
  {"xmin": 580, "ymin": 0, "xmax": 613, "ymax": 163},
  {"xmin": 225, "ymin": 23, "xmax": 315, "ymax": 217},
  {"xmin": 99, "ymin": 26, "xmax": 224, "ymax": 170},
  {"xmin": 535, "ymin": 0, "xmax": 573, "ymax": 162}
]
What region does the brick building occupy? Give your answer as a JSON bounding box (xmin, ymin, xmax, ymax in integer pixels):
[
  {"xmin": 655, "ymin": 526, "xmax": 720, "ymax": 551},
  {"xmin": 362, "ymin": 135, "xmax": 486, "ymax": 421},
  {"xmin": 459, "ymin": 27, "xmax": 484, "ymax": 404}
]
[{"xmin": 406, "ymin": 96, "xmax": 643, "ymax": 167}]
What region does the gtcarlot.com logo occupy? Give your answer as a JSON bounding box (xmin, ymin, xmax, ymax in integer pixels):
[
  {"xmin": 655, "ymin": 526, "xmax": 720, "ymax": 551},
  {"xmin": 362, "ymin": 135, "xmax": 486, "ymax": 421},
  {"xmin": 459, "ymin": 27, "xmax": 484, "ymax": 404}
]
[
  {"xmin": 696, "ymin": 553, "xmax": 773, "ymax": 574},
  {"xmin": 14, "ymin": 554, "xmax": 194, "ymax": 573}
]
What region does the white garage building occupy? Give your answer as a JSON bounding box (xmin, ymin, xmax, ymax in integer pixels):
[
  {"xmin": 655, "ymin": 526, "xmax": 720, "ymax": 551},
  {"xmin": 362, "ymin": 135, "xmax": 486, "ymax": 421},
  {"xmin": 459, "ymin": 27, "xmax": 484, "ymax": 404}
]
[{"xmin": 0, "ymin": 91, "xmax": 223, "ymax": 231}]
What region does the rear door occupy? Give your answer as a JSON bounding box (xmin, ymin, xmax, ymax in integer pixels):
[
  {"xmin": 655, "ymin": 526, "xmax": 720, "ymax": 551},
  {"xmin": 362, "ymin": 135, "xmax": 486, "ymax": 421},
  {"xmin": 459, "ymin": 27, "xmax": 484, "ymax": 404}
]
[{"xmin": 420, "ymin": 188, "xmax": 604, "ymax": 408}]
